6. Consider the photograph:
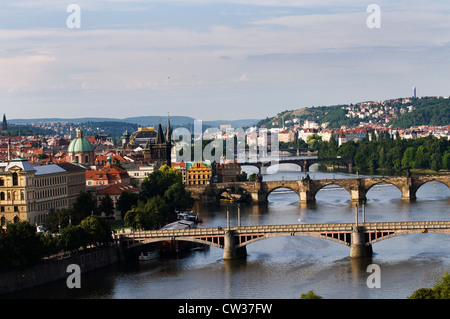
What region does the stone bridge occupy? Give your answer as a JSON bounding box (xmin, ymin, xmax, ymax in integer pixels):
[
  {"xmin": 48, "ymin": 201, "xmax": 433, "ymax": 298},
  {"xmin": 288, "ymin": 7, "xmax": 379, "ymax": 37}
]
[
  {"xmin": 186, "ymin": 174, "xmax": 450, "ymax": 203},
  {"xmin": 241, "ymin": 157, "xmax": 354, "ymax": 174},
  {"xmin": 117, "ymin": 221, "xmax": 450, "ymax": 259}
]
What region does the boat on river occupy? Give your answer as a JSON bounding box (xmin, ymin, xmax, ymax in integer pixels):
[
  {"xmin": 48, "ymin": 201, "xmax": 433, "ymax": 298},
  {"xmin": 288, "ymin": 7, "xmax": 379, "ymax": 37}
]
[
  {"xmin": 139, "ymin": 251, "xmax": 159, "ymax": 261},
  {"xmin": 176, "ymin": 210, "xmax": 202, "ymax": 223}
]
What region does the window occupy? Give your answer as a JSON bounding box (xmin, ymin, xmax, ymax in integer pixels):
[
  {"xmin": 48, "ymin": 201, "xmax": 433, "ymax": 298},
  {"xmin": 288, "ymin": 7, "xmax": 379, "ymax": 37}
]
[
  {"xmin": 0, "ymin": 192, "xmax": 4, "ymax": 201},
  {"xmin": 0, "ymin": 179, "xmax": 4, "ymax": 186},
  {"xmin": 12, "ymin": 173, "xmax": 18, "ymax": 186}
]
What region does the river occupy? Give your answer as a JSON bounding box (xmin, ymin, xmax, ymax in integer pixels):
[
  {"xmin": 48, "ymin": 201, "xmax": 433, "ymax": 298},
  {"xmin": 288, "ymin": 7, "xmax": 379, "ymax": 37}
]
[{"xmin": 6, "ymin": 164, "xmax": 450, "ymax": 299}]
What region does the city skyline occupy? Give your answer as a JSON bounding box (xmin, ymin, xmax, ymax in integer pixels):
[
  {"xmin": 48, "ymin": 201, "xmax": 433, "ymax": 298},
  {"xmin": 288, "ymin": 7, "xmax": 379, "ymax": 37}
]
[{"xmin": 1, "ymin": 0, "xmax": 450, "ymax": 121}]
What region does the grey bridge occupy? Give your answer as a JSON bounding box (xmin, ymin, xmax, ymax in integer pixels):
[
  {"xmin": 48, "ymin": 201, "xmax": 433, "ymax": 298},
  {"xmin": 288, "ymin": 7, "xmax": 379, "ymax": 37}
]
[{"xmin": 117, "ymin": 221, "xmax": 450, "ymax": 259}]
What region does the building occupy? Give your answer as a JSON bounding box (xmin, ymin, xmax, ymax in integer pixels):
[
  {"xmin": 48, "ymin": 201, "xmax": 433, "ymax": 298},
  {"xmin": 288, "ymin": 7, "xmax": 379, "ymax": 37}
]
[
  {"xmin": 123, "ymin": 127, "xmax": 157, "ymax": 149},
  {"xmin": 67, "ymin": 127, "xmax": 95, "ymax": 168},
  {"xmin": 172, "ymin": 162, "xmax": 187, "ymax": 185},
  {"xmin": 216, "ymin": 162, "xmax": 241, "ymax": 183},
  {"xmin": 86, "ymin": 158, "xmax": 131, "ymax": 190},
  {"xmin": 0, "ymin": 158, "xmax": 86, "ymax": 228},
  {"xmin": 185, "ymin": 162, "xmax": 212, "ymax": 185},
  {"xmin": 2, "ymin": 114, "xmax": 7, "ymax": 132},
  {"xmin": 143, "ymin": 121, "xmax": 172, "ymax": 168},
  {"xmin": 121, "ymin": 162, "xmax": 155, "ymax": 186},
  {"xmin": 96, "ymin": 182, "xmax": 139, "ymax": 220}
]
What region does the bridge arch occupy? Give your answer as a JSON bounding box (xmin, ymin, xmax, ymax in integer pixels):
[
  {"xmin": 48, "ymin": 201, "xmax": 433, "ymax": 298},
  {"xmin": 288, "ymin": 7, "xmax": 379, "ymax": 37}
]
[
  {"xmin": 215, "ymin": 185, "xmax": 252, "ymax": 203},
  {"xmin": 367, "ymin": 229, "xmax": 450, "ymax": 245},
  {"xmin": 265, "ymin": 185, "xmax": 300, "ymax": 201},
  {"xmin": 312, "ymin": 181, "xmax": 353, "ymax": 200},
  {"xmin": 234, "ymin": 232, "xmax": 351, "ymax": 249},
  {"xmin": 414, "ymin": 180, "xmax": 450, "ymax": 199},
  {"xmin": 363, "ymin": 180, "xmax": 404, "ymax": 200}
]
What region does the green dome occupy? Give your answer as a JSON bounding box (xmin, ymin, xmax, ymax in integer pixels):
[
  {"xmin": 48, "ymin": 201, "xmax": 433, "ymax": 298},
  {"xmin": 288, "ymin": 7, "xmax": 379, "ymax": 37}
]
[{"xmin": 68, "ymin": 128, "xmax": 93, "ymax": 153}]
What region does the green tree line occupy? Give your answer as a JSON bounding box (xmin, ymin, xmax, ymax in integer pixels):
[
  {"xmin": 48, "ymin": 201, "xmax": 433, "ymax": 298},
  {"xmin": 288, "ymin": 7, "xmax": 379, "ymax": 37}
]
[
  {"xmin": 317, "ymin": 134, "xmax": 450, "ymax": 172},
  {"xmin": 123, "ymin": 165, "xmax": 194, "ymax": 230}
]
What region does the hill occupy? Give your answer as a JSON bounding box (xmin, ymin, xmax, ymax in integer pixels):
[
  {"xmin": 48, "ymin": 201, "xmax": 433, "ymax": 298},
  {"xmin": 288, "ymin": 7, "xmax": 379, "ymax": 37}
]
[
  {"xmin": 257, "ymin": 96, "xmax": 450, "ymax": 129},
  {"xmin": 9, "ymin": 116, "xmax": 259, "ymax": 129}
]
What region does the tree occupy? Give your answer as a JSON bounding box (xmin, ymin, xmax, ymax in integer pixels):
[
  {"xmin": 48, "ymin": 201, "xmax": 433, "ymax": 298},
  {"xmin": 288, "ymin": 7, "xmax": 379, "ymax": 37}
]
[
  {"xmin": 79, "ymin": 215, "xmax": 112, "ymax": 246},
  {"xmin": 43, "ymin": 208, "xmax": 73, "ymax": 233},
  {"xmin": 408, "ymin": 273, "xmax": 450, "ymax": 299},
  {"xmin": 98, "ymin": 194, "xmax": 115, "ymax": 218},
  {"xmin": 401, "ymin": 147, "xmax": 415, "ymax": 169},
  {"xmin": 413, "ymin": 145, "xmax": 428, "ymax": 169},
  {"xmin": 124, "ymin": 196, "xmax": 170, "ymax": 230},
  {"xmin": 299, "ymin": 290, "xmax": 322, "ymax": 299},
  {"xmin": 164, "ymin": 183, "xmax": 194, "ymax": 212},
  {"xmin": 0, "ymin": 221, "xmax": 44, "ymax": 269},
  {"xmin": 140, "ymin": 165, "xmax": 183, "ymax": 200},
  {"xmin": 72, "ymin": 191, "xmax": 99, "ymax": 224},
  {"xmin": 116, "ymin": 191, "xmax": 139, "ymax": 219},
  {"xmin": 58, "ymin": 225, "xmax": 87, "ymax": 252},
  {"xmin": 306, "ymin": 134, "xmax": 322, "ymax": 149}
]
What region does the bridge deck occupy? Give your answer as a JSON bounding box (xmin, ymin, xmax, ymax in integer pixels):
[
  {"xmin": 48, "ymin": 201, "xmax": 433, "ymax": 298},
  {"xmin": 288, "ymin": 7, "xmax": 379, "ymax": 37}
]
[{"xmin": 119, "ymin": 221, "xmax": 450, "ymax": 240}]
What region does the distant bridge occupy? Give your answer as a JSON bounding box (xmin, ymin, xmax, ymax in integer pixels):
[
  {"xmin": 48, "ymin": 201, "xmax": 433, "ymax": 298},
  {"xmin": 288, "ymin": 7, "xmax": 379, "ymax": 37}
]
[
  {"xmin": 117, "ymin": 221, "xmax": 450, "ymax": 259},
  {"xmin": 186, "ymin": 174, "xmax": 450, "ymax": 203},
  {"xmin": 240, "ymin": 157, "xmax": 354, "ymax": 174}
]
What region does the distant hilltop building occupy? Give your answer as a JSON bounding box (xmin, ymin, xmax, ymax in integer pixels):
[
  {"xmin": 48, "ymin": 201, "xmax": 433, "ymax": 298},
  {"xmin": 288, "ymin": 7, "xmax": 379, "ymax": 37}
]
[{"xmin": 413, "ymin": 86, "xmax": 417, "ymax": 99}]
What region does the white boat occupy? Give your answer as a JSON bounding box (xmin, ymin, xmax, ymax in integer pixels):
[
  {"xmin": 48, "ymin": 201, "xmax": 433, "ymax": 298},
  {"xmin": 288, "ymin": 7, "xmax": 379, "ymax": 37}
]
[
  {"xmin": 139, "ymin": 251, "xmax": 159, "ymax": 261},
  {"xmin": 176, "ymin": 210, "xmax": 202, "ymax": 223}
]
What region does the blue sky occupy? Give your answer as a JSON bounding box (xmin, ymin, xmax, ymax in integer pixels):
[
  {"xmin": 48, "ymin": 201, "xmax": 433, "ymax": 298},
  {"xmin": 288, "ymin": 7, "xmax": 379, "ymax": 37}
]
[{"xmin": 1, "ymin": 0, "xmax": 449, "ymax": 121}]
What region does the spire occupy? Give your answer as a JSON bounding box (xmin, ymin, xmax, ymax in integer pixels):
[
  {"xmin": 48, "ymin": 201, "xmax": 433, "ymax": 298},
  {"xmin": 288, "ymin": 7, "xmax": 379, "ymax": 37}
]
[
  {"xmin": 156, "ymin": 123, "xmax": 165, "ymax": 144},
  {"xmin": 2, "ymin": 114, "xmax": 7, "ymax": 131},
  {"xmin": 165, "ymin": 113, "xmax": 172, "ymax": 143}
]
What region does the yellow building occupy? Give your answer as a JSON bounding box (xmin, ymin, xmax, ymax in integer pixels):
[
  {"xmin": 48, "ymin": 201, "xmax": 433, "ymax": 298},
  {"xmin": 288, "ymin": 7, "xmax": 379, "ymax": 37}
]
[
  {"xmin": 185, "ymin": 162, "xmax": 212, "ymax": 185},
  {"xmin": 0, "ymin": 158, "xmax": 86, "ymax": 228}
]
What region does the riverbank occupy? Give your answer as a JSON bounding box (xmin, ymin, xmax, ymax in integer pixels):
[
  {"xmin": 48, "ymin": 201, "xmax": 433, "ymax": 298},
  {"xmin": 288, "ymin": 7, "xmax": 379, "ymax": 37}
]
[{"xmin": 0, "ymin": 245, "xmax": 119, "ymax": 295}]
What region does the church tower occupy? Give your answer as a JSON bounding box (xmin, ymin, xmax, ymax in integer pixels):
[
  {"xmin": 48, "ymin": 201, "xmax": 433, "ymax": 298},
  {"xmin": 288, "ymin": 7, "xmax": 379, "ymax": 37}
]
[
  {"xmin": 143, "ymin": 117, "xmax": 172, "ymax": 167},
  {"xmin": 2, "ymin": 114, "xmax": 7, "ymax": 132}
]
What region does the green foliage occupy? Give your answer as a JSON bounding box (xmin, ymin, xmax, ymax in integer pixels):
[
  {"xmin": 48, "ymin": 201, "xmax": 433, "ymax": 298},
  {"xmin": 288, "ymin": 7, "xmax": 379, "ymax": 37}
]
[
  {"xmin": 116, "ymin": 191, "xmax": 139, "ymax": 219},
  {"xmin": 43, "ymin": 208, "xmax": 73, "ymax": 233},
  {"xmin": 98, "ymin": 194, "xmax": 115, "ymax": 218},
  {"xmin": 79, "ymin": 215, "xmax": 112, "ymax": 245},
  {"xmin": 124, "ymin": 196, "xmax": 169, "ymax": 230},
  {"xmin": 0, "ymin": 222, "xmax": 43, "ymax": 269},
  {"xmin": 408, "ymin": 273, "xmax": 450, "ymax": 299},
  {"xmin": 389, "ymin": 97, "xmax": 450, "ymax": 128},
  {"xmin": 72, "ymin": 191, "xmax": 99, "ymax": 224},
  {"xmin": 140, "ymin": 165, "xmax": 183, "ymax": 199},
  {"xmin": 318, "ymin": 135, "xmax": 450, "ymax": 172},
  {"xmin": 299, "ymin": 290, "xmax": 322, "ymax": 299},
  {"xmin": 164, "ymin": 183, "xmax": 195, "ymax": 212},
  {"xmin": 125, "ymin": 164, "xmax": 194, "ymax": 230}
]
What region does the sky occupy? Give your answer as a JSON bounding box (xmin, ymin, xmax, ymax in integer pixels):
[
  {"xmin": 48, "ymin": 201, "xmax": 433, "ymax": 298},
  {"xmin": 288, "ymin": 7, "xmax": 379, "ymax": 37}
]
[{"xmin": 0, "ymin": 0, "xmax": 449, "ymax": 121}]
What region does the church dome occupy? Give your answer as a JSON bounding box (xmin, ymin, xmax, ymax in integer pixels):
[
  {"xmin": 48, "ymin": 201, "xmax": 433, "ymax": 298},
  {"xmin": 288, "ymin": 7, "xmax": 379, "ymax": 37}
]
[{"xmin": 68, "ymin": 128, "xmax": 93, "ymax": 153}]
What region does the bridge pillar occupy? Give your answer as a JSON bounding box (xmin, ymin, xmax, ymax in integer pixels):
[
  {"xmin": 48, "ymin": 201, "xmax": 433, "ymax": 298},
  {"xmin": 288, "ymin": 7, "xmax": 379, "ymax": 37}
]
[
  {"xmin": 401, "ymin": 177, "xmax": 417, "ymax": 201},
  {"xmin": 350, "ymin": 226, "xmax": 372, "ymax": 258},
  {"xmin": 350, "ymin": 179, "xmax": 366, "ymax": 202},
  {"xmin": 223, "ymin": 230, "xmax": 247, "ymax": 260}
]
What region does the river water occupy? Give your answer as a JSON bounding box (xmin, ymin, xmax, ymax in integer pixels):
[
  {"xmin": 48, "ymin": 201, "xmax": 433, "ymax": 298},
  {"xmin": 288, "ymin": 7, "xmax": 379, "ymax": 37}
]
[{"xmin": 7, "ymin": 164, "xmax": 450, "ymax": 299}]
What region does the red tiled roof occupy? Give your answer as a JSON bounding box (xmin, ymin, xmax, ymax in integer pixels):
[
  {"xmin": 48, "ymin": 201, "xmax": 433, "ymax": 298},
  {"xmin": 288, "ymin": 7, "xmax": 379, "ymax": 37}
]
[{"xmin": 96, "ymin": 182, "xmax": 139, "ymax": 195}]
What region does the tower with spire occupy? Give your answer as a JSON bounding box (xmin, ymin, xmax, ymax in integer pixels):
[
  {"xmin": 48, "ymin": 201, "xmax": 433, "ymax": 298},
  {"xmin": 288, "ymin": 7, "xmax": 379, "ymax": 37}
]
[
  {"xmin": 143, "ymin": 116, "xmax": 172, "ymax": 167},
  {"xmin": 2, "ymin": 114, "xmax": 7, "ymax": 132}
]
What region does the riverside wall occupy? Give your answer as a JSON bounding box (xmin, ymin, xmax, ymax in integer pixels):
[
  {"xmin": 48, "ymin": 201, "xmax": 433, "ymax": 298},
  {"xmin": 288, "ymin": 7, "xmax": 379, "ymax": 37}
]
[{"xmin": 0, "ymin": 245, "xmax": 119, "ymax": 295}]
